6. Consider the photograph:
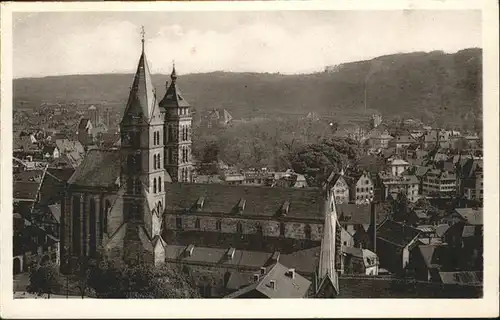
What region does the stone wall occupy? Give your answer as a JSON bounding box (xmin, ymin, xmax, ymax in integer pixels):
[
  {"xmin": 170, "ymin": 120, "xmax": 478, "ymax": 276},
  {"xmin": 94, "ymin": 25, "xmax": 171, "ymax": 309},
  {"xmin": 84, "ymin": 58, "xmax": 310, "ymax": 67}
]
[{"xmin": 164, "ymin": 213, "xmax": 323, "ymax": 241}]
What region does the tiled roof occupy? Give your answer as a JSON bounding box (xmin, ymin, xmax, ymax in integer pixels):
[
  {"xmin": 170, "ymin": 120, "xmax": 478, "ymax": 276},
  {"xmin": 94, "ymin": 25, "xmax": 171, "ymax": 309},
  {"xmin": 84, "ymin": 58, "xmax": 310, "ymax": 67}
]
[
  {"xmin": 454, "ymin": 208, "xmax": 482, "ymax": 225},
  {"xmin": 48, "ymin": 204, "xmax": 61, "ymax": 223},
  {"xmin": 337, "ymin": 203, "xmax": 388, "ymax": 226},
  {"xmin": 461, "ymin": 225, "xmax": 476, "ymax": 238},
  {"xmin": 165, "ymin": 244, "xmax": 272, "ymax": 268},
  {"xmin": 225, "ymin": 271, "xmax": 250, "ymax": 291},
  {"xmin": 391, "ymin": 159, "xmax": 409, "ymax": 166},
  {"xmin": 337, "ymin": 275, "xmax": 482, "ymax": 298},
  {"xmin": 435, "ymin": 224, "xmax": 451, "ymax": 238},
  {"xmin": 46, "ymin": 168, "xmax": 75, "ymax": 183},
  {"xmin": 376, "ymin": 220, "xmax": 421, "ymax": 248},
  {"xmin": 225, "ymin": 262, "xmax": 311, "ymax": 298},
  {"xmin": 418, "ymin": 244, "xmax": 445, "ymax": 269},
  {"xmin": 14, "ymin": 170, "xmax": 44, "ymax": 183},
  {"xmin": 438, "ymin": 271, "xmax": 482, "ymax": 286},
  {"xmin": 68, "ymin": 149, "xmax": 121, "ymax": 188},
  {"xmin": 13, "ymin": 181, "xmax": 40, "ymax": 201},
  {"xmin": 414, "ymin": 166, "xmax": 432, "ymax": 177},
  {"xmin": 164, "ymin": 183, "xmax": 325, "ymax": 218}
]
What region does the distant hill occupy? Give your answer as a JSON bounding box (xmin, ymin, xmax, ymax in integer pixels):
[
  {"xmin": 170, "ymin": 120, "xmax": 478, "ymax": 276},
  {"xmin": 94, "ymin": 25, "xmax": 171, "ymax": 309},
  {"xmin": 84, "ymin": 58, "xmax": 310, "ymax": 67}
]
[{"xmin": 13, "ymin": 48, "xmax": 482, "ymax": 127}]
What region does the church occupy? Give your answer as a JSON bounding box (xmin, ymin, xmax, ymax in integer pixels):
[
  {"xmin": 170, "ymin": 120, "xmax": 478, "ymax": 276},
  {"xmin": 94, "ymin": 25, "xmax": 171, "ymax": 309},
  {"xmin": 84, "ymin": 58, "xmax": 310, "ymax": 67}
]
[{"xmin": 60, "ymin": 31, "xmax": 342, "ymax": 297}]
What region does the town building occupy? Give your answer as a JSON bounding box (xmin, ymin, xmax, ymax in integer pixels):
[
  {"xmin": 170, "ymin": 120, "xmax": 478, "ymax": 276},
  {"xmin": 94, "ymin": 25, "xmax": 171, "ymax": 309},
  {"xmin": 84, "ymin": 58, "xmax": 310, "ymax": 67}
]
[
  {"xmin": 388, "ymin": 158, "xmax": 410, "ymax": 177},
  {"xmin": 390, "ymin": 133, "xmax": 416, "ymax": 150},
  {"xmin": 378, "ymin": 173, "xmax": 419, "ymax": 202},
  {"xmin": 346, "ymin": 171, "xmax": 374, "ymax": 205},
  {"xmin": 324, "ymin": 170, "xmax": 350, "ymax": 204},
  {"xmin": 375, "ymin": 219, "xmax": 421, "ymax": 275},
  {"xmin": 341, "ymin": 246, "xmax": 379, "ymax": 276},
  {"xmin": 422, "ymin": 169, "xmax": 457, "ymax": 198},
  {"xmin": 366, "ymin": 129, "xmax": 393, "ymax": 150},
  {"xmin": 456, "ymin": 158, "xmax": 483, "ymax": 202}
]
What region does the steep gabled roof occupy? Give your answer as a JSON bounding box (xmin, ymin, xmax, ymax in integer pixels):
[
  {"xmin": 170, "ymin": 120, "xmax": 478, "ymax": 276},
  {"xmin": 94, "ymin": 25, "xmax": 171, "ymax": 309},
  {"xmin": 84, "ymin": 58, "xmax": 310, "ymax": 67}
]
[
  {"xmin": 68, "ymin": 149, "xmax": 121, "ymax": 188},
  {"xmin": 163, "ymin": 182, "xmax": 324, "ymax": 219},
  {"xmin": 159, "ymin": 65, "xmax": 191, "ymax": 110},
  {"xmin": 121, "ymin": 43, "xmax": 161, "ymax": 125},
  {"xmin": 225, "ymin": 262, "xmax": 311, "ymax": 298},
  {"xmin": 317, "ymin": 195, "xmax": 339, "ymax": 296},
  {"xmin": 376, "ymin": 219, "xmax": 421, "ymax": 248}
]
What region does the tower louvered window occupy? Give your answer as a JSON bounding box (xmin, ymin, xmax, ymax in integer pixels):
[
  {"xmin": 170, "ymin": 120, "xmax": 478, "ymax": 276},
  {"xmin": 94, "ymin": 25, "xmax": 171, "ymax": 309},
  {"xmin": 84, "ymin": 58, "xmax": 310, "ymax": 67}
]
[{"xmin": 158, "ymin": 177, "xmax": 162, "ymax": 192}]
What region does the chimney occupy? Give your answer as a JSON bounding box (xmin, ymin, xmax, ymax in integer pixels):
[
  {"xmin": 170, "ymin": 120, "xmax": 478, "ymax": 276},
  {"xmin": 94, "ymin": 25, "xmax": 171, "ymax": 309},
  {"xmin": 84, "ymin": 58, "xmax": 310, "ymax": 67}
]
[
  {"xmin": 370, "ymin": 202, "xmax": 377, "ymax": 253},
  {"xmin": 269, "ymin": 280, "xmax": 276, "ymax": 290},
  {"xmin": 286, "ymin": 268, "xmax": 296, "ymax": 279}
]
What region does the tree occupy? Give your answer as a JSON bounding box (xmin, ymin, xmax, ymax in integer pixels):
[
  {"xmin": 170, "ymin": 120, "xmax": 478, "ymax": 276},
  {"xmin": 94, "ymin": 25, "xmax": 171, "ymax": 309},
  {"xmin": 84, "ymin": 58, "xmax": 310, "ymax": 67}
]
[
  {"xmin": 27, "ymin": 262, "xmax": 63, "ymax": 298},
  {"xmin": 88, "ymin": 262, "xmax": 200, "ymax": 299}
]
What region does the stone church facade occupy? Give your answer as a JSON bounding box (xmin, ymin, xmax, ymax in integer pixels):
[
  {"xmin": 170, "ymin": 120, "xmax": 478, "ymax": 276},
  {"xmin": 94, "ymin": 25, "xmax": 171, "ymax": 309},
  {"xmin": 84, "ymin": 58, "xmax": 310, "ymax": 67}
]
[{"xmin": 59, "ymin": 34, "xmax": 342, "ymax": 297}]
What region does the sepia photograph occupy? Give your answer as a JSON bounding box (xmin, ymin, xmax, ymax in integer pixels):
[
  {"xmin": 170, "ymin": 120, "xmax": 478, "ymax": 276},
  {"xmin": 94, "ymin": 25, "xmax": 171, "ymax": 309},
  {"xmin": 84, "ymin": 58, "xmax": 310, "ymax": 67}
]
[{"xmin": 1, "ymin": 0, "xmax": 498, "ymax": 318}]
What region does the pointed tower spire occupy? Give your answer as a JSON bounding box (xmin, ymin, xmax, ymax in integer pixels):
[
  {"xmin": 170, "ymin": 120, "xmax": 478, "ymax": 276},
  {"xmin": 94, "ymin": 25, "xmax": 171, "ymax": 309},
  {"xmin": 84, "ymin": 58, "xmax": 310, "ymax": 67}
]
[
  {"xmin": 171, "ymin": 60, "xmax": 177, "ymax": 82},
  {"xmin": 120, "ymin": 26, "xmax": 161, "ymax": 125},
  {"xmin": 140, "ymin": 25, "xmax": 145, "ymax": 52},
  {"xmin": 316, "ymin": 193, "xmax": 340, "ymax": 297}
]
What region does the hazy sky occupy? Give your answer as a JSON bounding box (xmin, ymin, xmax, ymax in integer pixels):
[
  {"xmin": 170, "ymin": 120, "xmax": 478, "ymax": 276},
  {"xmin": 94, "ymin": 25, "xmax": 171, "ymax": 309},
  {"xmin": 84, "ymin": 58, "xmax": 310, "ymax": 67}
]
[{"xmin": 13, "ymin": 10, "xmax": 481, "ymax": 78}]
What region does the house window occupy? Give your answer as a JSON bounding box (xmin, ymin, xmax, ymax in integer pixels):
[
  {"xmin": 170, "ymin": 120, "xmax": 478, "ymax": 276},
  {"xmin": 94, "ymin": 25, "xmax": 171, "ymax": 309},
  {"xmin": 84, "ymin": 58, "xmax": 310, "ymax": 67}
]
[
  {"xmin": 195, "ymin": 218, "xmax": 201, "ymax": 229},
  {"xmin": 176, "ymin": 217, "xmax": 182, "ymax": 229},
  {"xmin": 216, "ymin": 220, "xmax": 222, "ymax": 231},
  {"xmin": 236, "ymin": 222, "xmax": 243, "ymax": 234},
  {"xmin": 72, "ymin": 196, "xmax": 81, "ymax": 254}
]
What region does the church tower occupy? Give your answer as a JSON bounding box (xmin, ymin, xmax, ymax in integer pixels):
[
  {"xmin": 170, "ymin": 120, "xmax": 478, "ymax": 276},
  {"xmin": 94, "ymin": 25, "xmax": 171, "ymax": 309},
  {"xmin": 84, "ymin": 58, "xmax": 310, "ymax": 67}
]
[
  {"xmin": 118, "ymin": 27, "xmax": 167, "ymax": 265},
  {"xmin": 159, "ymin": 64, "xmax": 193, "ymax": 182}
]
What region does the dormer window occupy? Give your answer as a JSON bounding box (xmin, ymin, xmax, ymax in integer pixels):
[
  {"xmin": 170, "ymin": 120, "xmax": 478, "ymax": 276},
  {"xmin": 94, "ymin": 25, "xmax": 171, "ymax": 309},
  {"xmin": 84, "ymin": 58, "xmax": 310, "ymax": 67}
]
[
  {"xmin": 280, "ymin": 201, "xmax": 290, "ymax": 216},
  {"xmin": 237, "ymin": 198, "xmax": 246, "ymax": 214},
  {"xmin": 196, "ymin": 196, "xmax": 205, "ymax": 210}
]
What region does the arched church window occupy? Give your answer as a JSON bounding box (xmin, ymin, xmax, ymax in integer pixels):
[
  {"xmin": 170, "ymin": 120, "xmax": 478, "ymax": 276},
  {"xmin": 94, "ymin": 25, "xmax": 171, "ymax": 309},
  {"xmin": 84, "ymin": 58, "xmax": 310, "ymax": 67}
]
[
  {"xmin": 255, "ymin": 223, "xmax": 263, "ymax": 236},
  {"xmin": 158, "ymin": 177, "xmax": 162, "ymax": 192},
  {"xmin": 153, "ymin": 178, "xmax": 157, "ymax": 193},
  {"xmin": 236, "ymin": 222, "xmax": 243, "ymax": 234},
  {"xmin": 135, "ymin": 178, "xmax": 141, "ymax": 194},
  {"xmin": 195, "ymin": 218, "xmax": 201, "ymax": 229},
  {"xmin": 89, "ymin": 198, "xmax": 97, "ymax": 256},
  {"xmin": 304, "ymin": 224, "xmax": 312, "ymax": 240},
  {"xmin": 216, "ymin": 220, "xmax": 222, "ymax": 231},
  {"xmin": 280, "ymin": 222, "xmax": 286, "ymax": 237},
  {"xmin": 72, "ymin": 196, "xmax": 81, "ymax": 255}
]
